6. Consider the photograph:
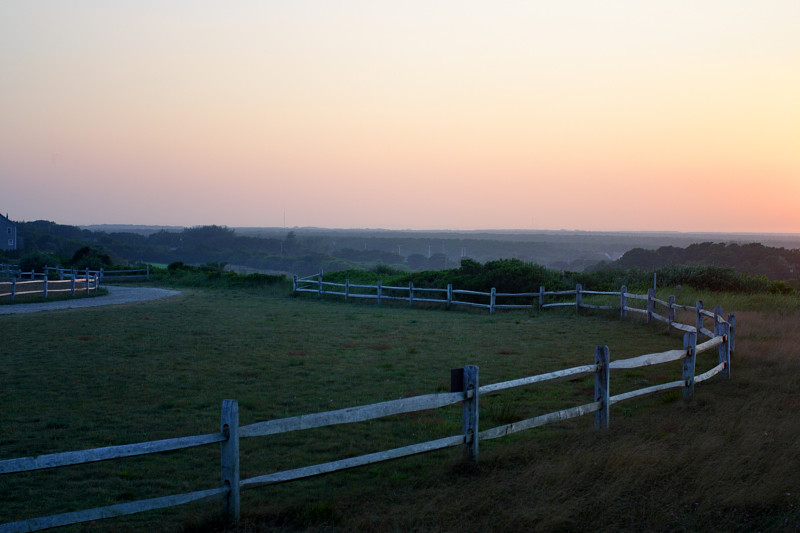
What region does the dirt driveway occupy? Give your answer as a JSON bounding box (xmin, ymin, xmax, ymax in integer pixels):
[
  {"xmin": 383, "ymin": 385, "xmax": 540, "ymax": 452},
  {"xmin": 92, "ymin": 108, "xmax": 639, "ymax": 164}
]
[{"xmin": 0, "ymin": 286, "xmax": 181, "ymax": 315}]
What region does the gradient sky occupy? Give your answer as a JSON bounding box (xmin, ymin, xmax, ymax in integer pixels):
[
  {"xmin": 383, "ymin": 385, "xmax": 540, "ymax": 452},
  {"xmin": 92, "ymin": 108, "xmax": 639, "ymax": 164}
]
[{"xmin": 2, "ymin": 1, "xmax": 799, "ymax": 232}]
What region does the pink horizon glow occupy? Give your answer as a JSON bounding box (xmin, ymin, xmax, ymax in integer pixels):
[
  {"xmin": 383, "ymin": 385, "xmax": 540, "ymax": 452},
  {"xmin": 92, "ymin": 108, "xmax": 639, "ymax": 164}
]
[{"xmin": 2, "ymin": 1, "xmax": 799, "ymax": 233}]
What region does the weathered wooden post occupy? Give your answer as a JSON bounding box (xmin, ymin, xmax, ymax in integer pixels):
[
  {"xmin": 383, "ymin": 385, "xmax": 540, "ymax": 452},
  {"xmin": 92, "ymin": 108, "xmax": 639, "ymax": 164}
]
[
  {"xmin": 446, "ymin": 284, "xmax": 452, "ymax": 309},
  {"xmin": 10, "ymin": 278, "xmax": 15, "ymax": 302},
  {"xmin": 696, "ymin": 300, "xmax": 704, "ymax": 336},
  {"xmin": 715, "ymin": 306, "xmax": 730, "ymax": 378},
  {"xmin": 728, "ymin": 313, "xmax": 736, "ymax": 358},
  {"xmin": 345, "ymin": 279, "xmax": 350, "ymax": 302},
  {"xmin": 408, "ymin": 282, "xmax": 414, "ymax": 307},
  {"xmin": 682, "ymin": 331, "xmax": 697, "ymax": 400},
  {"xmin": 220, "ymin": 399, "xmax": 240, "ymax": 522},
  {"xmin": 668, "ymin": 295, "xmax": 676, "ymax": 331},
  {"xmin": 85, "ymin": 268, "xmax": 90, "ymax": 293},
  {"xmin": 43, "ymin": 273, "xmax": 48, "ymax": 299},
  {"xmin": 646, "ymin": 288, "xmax": 655, "ymax": 323},
  {"xmin": 71, "ymin": 275, "xmax": 75, "ymax": 296},
  {"xmin": 292, "ymin": 275, "xmax": 297, "ymax": 294},
  {"xmin": 619, "ymin": 285, "xmax": 627, "ymax": 318},
  {"xmin": 489, "ymin": 287, "xmax": 496, "ymax": 314},
  {"xmin": 377, "ymin": 280, "xmax": 382, "ymax": 306},
  {"xmin": 575, "ymin": 283, "xmax": 582, "ymax": 313},
  {"xmin": 146, "ymin": 264, "xmax": 150, "ymax": 280},
  {"xmin": 539, "ymin": 285, "xmax": 545, "ymax": 311},
  {"xmin": 594, "ymin": 345, "xmax": 610, "ymax": 430},
  {"xmin": 317, "ymin": 271, "xmax": 323, "ymax": 298},
  {"xmin": 461, "ymin": 365, "xmax": 479, "ymax": 462}
]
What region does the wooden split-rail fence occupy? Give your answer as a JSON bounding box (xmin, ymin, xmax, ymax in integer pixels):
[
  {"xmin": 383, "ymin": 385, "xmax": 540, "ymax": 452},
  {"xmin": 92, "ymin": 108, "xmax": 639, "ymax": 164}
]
[
  {"xmin": 0, "ymin": 288, "xmax": 735, "ymax": 532},
  {"xmin": 44, "ymin": 266, "xmax": 150, "ymax": 282},
  {"xmin": 0, "ymin": 269, "xmax": 100, "ymax": 302},
  {"xmin": 0, "ymin": 266, "xmax": 150, "ymax": 303}
]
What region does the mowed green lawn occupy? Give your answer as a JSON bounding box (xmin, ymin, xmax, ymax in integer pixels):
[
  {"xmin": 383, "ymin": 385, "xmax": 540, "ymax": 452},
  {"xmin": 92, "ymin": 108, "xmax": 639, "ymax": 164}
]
[{"xmin": 1, "ymin": 283, "xmax": 795, "ymax": 532}]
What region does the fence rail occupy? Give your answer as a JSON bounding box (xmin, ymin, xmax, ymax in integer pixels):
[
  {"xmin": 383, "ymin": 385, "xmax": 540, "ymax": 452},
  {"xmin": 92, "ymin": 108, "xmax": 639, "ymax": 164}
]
[
  {"xmin": 44, "ymin": 266, "xmax": 150, "ymax": 282},
  {"xmin": 294, "ymin": 276, "xmax": 735, "ymax": 340},
  {"xmin": 0, "ymin": 269, "xmax": 100, "ymax": 302},
  {"xmin": 0, "ymin": 292, "xmax": 735, "ymax": 532}
]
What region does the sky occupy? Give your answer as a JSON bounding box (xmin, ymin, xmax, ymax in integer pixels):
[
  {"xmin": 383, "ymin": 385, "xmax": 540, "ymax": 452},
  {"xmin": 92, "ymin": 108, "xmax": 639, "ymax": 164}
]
[{"xmin": 1, "ymin": 1, "xmax": 799, "ymax": 232}]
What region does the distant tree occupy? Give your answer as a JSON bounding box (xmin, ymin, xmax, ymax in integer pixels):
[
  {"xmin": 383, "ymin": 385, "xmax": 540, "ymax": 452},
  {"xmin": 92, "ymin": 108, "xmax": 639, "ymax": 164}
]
[
  {"xmin": 459, "ymin": 258, "xmax": 482, "ymax": 275},
  {"xmin": 70, "ymin": 246, "xmax": 113, "ymax": 270},
  {"xmin": 20, "ymin": 251, "xmax": 63, "ymax": 272},
  {"xmin": 406, "ymin": 253, "xmax": 429, "ymax": 270},
  {"xmin": 283, "ymin": 230, "xmax": 297, "ymax": 253}
]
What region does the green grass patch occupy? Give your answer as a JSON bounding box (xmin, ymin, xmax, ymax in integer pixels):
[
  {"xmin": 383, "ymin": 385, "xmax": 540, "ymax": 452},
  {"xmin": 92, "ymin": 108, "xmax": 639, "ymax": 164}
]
[{"xmin": 2, "ymin": 286, "xmax": 795, "ymax": 532}]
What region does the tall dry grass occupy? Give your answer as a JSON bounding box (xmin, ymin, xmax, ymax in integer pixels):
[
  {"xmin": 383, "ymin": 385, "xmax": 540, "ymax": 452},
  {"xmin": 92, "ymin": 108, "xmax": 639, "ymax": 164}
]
[{"xmin": 196, "ymin": 307, "xmax": 800, "ymax": 533}]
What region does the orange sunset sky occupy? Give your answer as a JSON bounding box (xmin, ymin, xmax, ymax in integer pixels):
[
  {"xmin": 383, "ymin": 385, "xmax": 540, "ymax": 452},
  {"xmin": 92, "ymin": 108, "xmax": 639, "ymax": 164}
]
[{"xmin": 1, "ymin": 1, "xmax": 799, "ymax": 232}]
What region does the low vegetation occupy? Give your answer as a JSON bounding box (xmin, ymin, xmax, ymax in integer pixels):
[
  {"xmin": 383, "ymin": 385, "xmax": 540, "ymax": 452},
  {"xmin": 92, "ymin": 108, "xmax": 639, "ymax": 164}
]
[
  {"xmin": 2, "ymin": 274, "xmax": 799, "ymax": 531},
  {"xmin": 323, "ymin": 258, "xmax": 795, "ymax": 296},
  {"xmin": 4, "ymin": 219, "xmax": 800, "ymax": 283},
  {"xmin": 601, "ymin": 241, "xmax": 800, "ymax": 282}
]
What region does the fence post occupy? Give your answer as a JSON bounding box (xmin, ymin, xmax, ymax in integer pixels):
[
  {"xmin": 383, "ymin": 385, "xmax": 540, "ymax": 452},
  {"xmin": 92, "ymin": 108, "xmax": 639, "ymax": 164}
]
[
  {"xmin": 447, "ymin": 284, "xmax": 452, "ymax": 309},
  {"xmin": 317, "ymin": 271, "xmax": 322, "ymax": 298},
  {"xmin": 10, "ymin": 278, "xmax": 15, "ymax": 302},
  {"xmin": 43, "ymin": 273, "xmax": 48, "ymax": 299},
  {"xmin": 85, "ymin": 268, "xmax": 90, "ymax": 293},
  {"xmin": 292, "ymin": 275, "xmax": 297, "ymax": 294},
  {"xmin": 220, "ymin": 399, "xmax": 240, "ymax": 522},
  {"xmin": 539, "ymin": 285, "xmax": 544, "ymax": 311},
  {"xmin": 409, "ymin": 282, "xmax": 414, "ymax": 307},
  {"xmin": 646, "ymin": 288, "xmax": 655, "ymax": 323},
  {"xmin": 696, "ymin": 300, "xmax": 704, "ymax": 336},
  {"xmin": 377, "ymin": 280, "xmax": 382, "ymax": 306},
  {"xmin": 668, "ymin": 295, "xmax": 676, "ymax": 331},
  {"xmin": 716, "ymin": 306, "xmax": 731, "ymax": 378},
  {"xmin": 100, "ymin": 268, "xmax": 104, "ymax": 283},
  {"xmin": 728, "ymin": 313, "xmax": 736, "ymax": 358},
  {"xmin": 594, "ymin": 345, "xmax": 609, "ymax": 430},
  {"xmin": 575, "ymin": 283, "xmax": 582, "ymax": 313},
  {"xmin": 146, "ymin": 264, "xmax": 150, "ymax": 280},
  {"xmin": 345, "ymin": 279, "xmax": 350, "ymax": 302},
  {"xmin": 682, "ymin": 331, "xmax": 697, "ymax": 400},
  {"xmin": 619, "ymin": 285, "xmax": 627, "ymax": 318},
  {"xmin": 71, "ymin": 275, "xmax": 75, "ymax": 296},
  {"xmin": 461, "ymin": 365, "xmax": 479, "ymax": 462},
  {"xmin": 489, "ymin": 287, "xmax": 496, "ymax": 314}
]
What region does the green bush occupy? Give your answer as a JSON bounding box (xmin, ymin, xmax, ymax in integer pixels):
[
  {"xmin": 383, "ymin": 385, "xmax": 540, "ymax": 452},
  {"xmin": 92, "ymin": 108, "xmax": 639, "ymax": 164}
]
[
  {"xmin": 167, "ymin": 261, "xmax": 186, "ymax": 271},
  {"xmin": 321, "ymin": 260, "xmax": 792, "ymax": 296},
  {"xmin": 20, "ymin": 251, "xmax": 64, "ymax": 272},
  {"xmin": 69, "ymin": 246, "xmax": 113, "ymax": 270}
]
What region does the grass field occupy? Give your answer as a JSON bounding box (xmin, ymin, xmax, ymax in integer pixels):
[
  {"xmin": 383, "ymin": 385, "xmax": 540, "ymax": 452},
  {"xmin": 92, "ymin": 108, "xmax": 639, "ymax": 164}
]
[{"xmin": 1, "ymin": 281, "xmax": 798, "ymax": 532}]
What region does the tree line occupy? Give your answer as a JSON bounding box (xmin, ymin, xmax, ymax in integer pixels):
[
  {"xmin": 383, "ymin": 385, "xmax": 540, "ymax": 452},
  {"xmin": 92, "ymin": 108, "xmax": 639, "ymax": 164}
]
[{"xmin": 2, "ymin": 221, "xmax": 798, "ymax": 293}]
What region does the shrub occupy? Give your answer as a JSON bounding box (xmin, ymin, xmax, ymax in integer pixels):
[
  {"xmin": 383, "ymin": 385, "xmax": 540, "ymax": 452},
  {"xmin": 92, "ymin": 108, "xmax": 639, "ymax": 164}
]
[
  {"xmin": 20, "ymin": 251, "xmax": 63, "ymax": 273},
  {"xmin": 70, "ymin": 246, "xmax": 113, "ymax": 270}
]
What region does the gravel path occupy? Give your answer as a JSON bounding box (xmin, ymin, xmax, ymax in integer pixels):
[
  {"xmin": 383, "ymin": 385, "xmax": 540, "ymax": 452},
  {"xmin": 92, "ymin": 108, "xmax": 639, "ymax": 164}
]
[{"xmin": 0, "ymin": 286, "xmax": 181, "ymax": 315}]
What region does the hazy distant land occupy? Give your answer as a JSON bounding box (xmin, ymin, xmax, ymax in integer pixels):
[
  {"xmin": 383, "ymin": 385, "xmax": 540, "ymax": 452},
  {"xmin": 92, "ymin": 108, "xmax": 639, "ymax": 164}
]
[{"xmin": 81, "ymin": 225, "xmax": 800, "ymax": 272}]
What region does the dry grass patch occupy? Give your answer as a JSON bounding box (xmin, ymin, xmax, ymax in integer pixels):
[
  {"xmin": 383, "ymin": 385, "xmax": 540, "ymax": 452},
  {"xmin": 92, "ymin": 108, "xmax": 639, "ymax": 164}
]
[{"xmin": 2, "ymin": 286, "xmax": 797, "ymax": 532}]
